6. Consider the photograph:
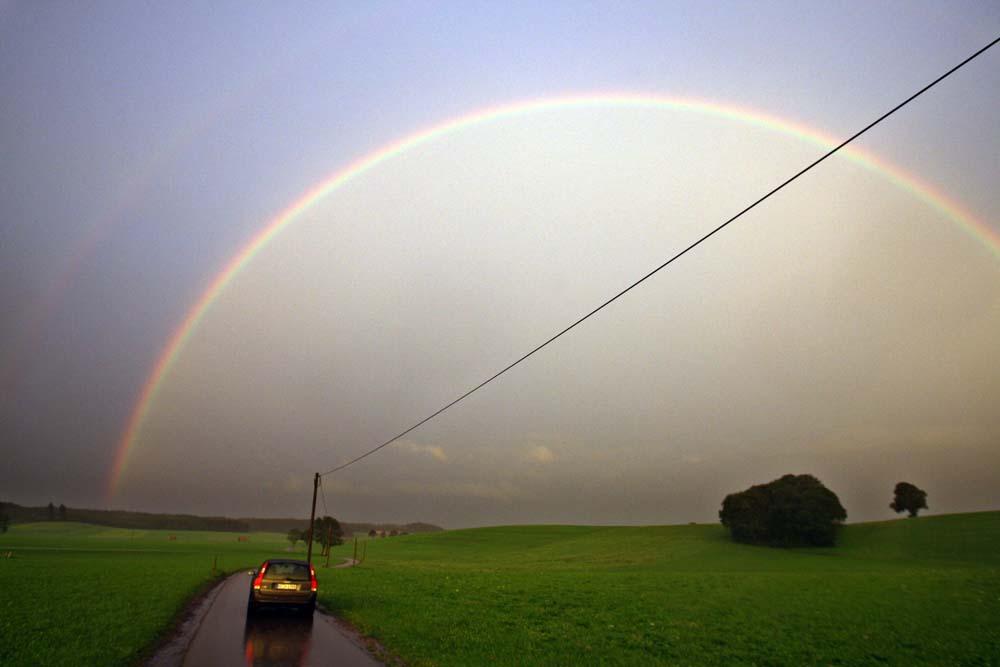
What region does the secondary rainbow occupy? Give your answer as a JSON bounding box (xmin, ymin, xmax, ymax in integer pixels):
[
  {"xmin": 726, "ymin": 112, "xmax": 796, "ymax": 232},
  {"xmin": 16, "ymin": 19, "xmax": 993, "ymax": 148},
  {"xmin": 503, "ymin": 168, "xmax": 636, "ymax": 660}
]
[{"xmin": 106, "ymin": 93, "xmax": 999, "ymax": 501}]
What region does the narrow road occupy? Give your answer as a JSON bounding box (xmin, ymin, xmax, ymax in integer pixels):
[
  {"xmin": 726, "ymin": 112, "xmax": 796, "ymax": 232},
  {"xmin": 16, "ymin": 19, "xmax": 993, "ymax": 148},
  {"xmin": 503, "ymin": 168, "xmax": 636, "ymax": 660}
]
[{"xmin": 181, "ymin": 572, "xmax": 382, "ymax": 667}]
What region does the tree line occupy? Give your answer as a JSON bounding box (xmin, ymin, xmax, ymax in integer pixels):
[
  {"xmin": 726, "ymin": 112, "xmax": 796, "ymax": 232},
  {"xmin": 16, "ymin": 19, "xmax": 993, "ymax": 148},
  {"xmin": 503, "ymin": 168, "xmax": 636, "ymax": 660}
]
[
  {"xmin": 0, "ymin": 502, "xmax": 251, "ymax": 532},
  {"xmin": 0, "ymin": 501, "xmax": 444, "ymax": 537}
]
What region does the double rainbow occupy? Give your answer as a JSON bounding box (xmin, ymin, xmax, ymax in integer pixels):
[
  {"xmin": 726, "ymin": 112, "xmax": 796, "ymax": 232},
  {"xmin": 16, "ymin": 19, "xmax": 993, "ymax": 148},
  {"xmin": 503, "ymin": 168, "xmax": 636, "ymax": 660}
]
[{"xmin": 106, "ymin": 94, "xmax": 999, "ymax": 501}]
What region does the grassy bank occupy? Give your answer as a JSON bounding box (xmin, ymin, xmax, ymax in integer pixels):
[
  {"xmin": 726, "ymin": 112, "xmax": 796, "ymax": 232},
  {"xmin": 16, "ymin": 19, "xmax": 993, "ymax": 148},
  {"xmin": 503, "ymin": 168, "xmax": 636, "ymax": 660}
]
[
  {"xmin": 321, "ymin": 512, "xmax": 1000, "ymax": 666},
  {"xmin": 0, "ymin": 522, "xmax": 295, "ymax": 666}
]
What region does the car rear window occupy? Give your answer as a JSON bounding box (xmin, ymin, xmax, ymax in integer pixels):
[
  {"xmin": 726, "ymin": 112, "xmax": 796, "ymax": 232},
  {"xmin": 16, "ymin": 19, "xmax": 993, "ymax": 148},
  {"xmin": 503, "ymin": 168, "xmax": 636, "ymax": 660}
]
[{"xmin": 263, "ymin": 562, "xmax": 310, "ymax": 581}]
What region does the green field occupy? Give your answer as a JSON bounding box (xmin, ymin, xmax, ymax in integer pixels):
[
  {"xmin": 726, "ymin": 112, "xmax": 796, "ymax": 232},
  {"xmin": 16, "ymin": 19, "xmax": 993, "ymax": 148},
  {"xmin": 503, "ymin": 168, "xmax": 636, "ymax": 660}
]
[
  {"xmin": 320, "ymin": 513, "xmax": 1000, "ymax": 666},
  {"xmin": 0, "ymin": 522, "xmax": 299, "ymax": 666},
  {"xmin": 1, "ymin": 514, "xmax": 998, "ymax": 666}
]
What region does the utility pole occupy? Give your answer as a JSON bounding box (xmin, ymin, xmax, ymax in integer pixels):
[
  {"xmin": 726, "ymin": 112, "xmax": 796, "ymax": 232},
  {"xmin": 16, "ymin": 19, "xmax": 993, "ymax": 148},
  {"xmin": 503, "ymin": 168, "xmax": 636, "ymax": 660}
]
[{"xmin": 306, "ymin": 472, "xmax": 319, "ymax": 565}]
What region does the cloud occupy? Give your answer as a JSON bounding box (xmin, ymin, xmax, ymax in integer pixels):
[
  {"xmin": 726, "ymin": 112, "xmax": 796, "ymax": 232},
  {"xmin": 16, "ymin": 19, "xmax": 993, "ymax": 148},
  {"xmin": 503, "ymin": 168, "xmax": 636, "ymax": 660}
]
[
  {"xmin": 395, "ymin": 481, "xmax": 523, "ymax": 501},
  {"xmin": 319, "ymin": 478, "xmax": 377, "ymax": 496},
  {"xmin": 394, "ymin": 439, "xmax": 448, "ymax": 462},
  {"xmin": 525, "ymin": 445, "xmax": 556, "ymax": 465},
  {"xmin": 283, "ymin": 476, "xmax": 305, "ymax": 493},
  {"xmin": 316, "ymin": 477, "xmax": 523, "ymax": 501}
]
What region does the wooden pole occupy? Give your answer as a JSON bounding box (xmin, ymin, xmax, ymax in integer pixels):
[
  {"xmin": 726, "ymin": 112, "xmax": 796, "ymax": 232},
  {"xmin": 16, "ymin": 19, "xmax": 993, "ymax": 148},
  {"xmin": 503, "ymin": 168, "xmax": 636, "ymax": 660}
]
[{"xmin": 306, "ymin": 472, "xmax": 319, "ymax": 565}]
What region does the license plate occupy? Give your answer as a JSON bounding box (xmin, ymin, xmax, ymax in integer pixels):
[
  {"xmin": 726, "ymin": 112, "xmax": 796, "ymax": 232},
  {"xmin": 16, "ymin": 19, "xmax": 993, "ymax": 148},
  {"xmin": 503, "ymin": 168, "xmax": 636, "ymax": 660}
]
[{"xmin": 276, "ymin": 583, "xmax": 298, "ymax": 590}]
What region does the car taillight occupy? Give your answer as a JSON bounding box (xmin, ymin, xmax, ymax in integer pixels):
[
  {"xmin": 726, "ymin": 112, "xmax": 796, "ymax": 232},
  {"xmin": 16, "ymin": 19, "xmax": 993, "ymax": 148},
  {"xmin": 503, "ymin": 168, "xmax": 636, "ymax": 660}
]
[
  {"xmin": 310, "ymin": 565, "xmax": 317, "ymax": 592},
  {"xmin": 253, "ymin": 562, "xmax": 268, "ymax": 590}
]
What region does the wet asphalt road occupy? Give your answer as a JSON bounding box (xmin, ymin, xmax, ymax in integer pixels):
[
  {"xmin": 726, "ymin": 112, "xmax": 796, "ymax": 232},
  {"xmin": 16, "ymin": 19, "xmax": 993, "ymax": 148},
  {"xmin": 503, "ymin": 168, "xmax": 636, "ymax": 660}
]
[{"xmin": 181, "ymin": 573, "xmax": 382, "ymax": 667}]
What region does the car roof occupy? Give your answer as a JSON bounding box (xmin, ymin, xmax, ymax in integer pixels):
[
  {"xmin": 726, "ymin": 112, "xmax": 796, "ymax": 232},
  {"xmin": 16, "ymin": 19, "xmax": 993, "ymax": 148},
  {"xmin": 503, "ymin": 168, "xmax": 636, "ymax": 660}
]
[{"xmin": 263, "ymin": 558, "xmax": 310, "ymax": 565}]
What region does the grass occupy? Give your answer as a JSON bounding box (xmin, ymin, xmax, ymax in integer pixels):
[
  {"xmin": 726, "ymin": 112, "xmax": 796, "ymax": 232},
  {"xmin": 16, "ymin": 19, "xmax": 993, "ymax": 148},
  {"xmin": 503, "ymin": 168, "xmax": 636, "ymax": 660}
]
[
  {"xmin": 320, "ymin": 512, "xmax": 1000, "ymax": 666},
  {"xmin": 0, "ymin": 522, "xmax": 300, "ymax": 666},
  {"xmin": 1, "ymin": 514, "xmax": 997, "ymax": 665}
]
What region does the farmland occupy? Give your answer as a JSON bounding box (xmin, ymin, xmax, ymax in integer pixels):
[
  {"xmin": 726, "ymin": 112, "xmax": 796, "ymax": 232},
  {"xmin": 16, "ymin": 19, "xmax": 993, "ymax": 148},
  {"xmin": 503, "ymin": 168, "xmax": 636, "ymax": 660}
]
[
  {"xmin": 1, "ymin": 513, "xmax": 998, "ymax": 666},
  {"xmin": 321, "ymin": 512, "xmax": 1000, "ymax": 666},
  {"xmin": 0, "ymin": 522, "xmax": 294, "ymax": 666}
]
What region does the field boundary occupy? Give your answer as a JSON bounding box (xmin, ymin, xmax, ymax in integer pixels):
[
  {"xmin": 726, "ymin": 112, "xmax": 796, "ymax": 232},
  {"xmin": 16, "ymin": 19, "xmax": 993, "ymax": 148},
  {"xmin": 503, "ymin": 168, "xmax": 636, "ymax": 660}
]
[
  {"xmin": 316, "ymin": 601, "xmax": 404, "ymax": 666},
  {"xmin": 141, "ymin": 572, "xmax": 232, "ymax": 667}
]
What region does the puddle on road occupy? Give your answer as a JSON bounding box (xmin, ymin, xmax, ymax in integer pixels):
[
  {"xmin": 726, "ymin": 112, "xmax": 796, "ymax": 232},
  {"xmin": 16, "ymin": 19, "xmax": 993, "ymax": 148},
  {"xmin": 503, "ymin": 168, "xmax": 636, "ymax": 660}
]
[{"xmin": 243, "ymin": 611, "xmax": 314, "ymax": 666}]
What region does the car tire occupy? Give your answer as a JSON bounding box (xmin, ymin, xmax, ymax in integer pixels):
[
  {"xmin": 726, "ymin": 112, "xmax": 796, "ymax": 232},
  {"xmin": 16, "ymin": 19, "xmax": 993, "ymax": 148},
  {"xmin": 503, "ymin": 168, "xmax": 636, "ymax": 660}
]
[
  {"xmin": 301, "ymin": 599, "xmax": 315, "ymax": 616},
  {"xmin": 247, "ymin": 595, "xmax": 258, "ymax": 616}
]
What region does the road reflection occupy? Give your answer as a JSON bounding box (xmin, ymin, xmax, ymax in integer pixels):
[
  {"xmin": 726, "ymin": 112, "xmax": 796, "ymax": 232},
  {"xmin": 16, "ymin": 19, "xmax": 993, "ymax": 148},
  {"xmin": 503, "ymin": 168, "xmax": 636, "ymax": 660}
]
[{"xmin": 243, "ymin": 611, "xmax": 314, "ymax": 666}]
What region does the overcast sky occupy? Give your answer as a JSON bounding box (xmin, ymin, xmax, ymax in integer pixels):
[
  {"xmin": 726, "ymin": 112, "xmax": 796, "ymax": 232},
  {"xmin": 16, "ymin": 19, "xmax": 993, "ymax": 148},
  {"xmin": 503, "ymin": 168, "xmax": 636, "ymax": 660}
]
[{"xmin": 2, "ymin": 2, "xmax": 998, "ymax": 528}]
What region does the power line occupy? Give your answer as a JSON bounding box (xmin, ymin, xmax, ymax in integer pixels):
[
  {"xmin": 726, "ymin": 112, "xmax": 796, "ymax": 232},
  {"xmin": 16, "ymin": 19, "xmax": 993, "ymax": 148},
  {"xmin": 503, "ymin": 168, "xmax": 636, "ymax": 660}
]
[{"xmin": 320, "ymin": 36, "xmax": 999, "ymax": 478}]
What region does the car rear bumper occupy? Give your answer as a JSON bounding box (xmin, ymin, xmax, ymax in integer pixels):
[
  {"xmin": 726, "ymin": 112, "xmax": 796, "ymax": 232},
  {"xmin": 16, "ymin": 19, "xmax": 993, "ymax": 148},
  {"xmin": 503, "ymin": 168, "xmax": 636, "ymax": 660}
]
[{"xmin": 251, "ymin": 590, "xmax": 316, "ymax": 605}]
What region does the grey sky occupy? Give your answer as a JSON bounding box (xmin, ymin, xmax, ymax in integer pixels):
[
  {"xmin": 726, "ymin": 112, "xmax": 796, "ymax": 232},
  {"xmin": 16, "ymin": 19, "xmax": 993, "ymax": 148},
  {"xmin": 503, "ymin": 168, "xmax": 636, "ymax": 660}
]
[{"xmin": 2, "ymin": 2, "xmax": 997, "ymax": 527}]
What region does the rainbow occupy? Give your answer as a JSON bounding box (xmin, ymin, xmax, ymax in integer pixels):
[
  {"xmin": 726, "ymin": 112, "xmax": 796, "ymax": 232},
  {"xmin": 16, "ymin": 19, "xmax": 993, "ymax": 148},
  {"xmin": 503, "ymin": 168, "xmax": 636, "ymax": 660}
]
[{"xmin": 106, "ymin": 93, "xmax": 999, "ymax": 501}]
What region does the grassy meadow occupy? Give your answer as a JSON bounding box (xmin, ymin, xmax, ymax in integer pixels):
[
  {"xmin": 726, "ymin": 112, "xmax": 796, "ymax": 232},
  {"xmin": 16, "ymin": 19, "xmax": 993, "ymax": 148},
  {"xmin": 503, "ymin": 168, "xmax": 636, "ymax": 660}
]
[
  {"xmin": 1, "ymin": 513, "xmax": 997, "ymax": 665},
  {"xmin": 0, "ymin": 522, "xmax": 299, "ymax": 666},
  {"xmin": 321, "ymin": 512, "xmax": 1000, "ymax": 666}
]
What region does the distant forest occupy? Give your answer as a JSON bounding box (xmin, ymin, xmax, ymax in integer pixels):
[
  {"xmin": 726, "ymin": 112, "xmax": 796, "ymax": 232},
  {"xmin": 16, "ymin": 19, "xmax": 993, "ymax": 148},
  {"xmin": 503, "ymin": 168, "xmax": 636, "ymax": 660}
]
[{"xmin": 0, "ymin": 501, "xmax": 442, "ymax": 536}]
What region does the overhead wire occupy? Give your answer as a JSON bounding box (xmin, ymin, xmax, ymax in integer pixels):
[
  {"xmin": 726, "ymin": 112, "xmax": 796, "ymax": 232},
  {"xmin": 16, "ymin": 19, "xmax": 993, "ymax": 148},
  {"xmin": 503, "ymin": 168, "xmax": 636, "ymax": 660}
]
[{"xmin": 320, "ymin": 36, "xmax": 999, "ymax": 478}]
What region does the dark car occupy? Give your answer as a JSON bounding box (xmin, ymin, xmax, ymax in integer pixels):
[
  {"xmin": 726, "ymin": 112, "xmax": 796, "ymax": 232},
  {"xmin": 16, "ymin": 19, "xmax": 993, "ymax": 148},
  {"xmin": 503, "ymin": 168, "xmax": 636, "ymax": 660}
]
[{"xmin": 247, "ymin": 559, "xmax": 317, "ymax": 615}]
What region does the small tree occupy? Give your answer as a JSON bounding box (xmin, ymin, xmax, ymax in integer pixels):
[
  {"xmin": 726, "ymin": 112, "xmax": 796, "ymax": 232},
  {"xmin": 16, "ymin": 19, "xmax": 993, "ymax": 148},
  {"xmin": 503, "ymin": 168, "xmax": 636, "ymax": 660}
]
[
  {"xmin": 890, "ymin": 482, "xmax": 928, "ymax": 518},
  {"xmin": 312, "ymin": 516, "xmax": 344, "ymax": 556},
  {"xmin": 47, "ymin": 502, "xmax": 55, "ymax": 521},
  {"xmin": 58, "ymin": 504, "xmax": 67, "ymax": 521},
  {"xmin": 287, "ymin": 528, "xmax": 302, "ymax": 549},
  {"xmin": 368, "ymin": 529, "xmax": 377, "ymax": 538},
  {"xmin": 0, "ymin": 507, "xmax": 9, "ymax": 533}
]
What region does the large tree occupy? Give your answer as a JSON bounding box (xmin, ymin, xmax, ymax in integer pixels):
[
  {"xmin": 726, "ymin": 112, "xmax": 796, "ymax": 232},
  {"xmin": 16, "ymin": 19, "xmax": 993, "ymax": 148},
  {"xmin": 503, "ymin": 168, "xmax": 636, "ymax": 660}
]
[
  {"xmin": 890, "ymin": 482, "xmax": 928, "ymax": 518},
  {"xmin": 312, "ymin": 516, "xmax": 343, "ymax": 555},
  {"xmin": 719, "ymin": 474, "xmax": 847, "ymax": 547}
]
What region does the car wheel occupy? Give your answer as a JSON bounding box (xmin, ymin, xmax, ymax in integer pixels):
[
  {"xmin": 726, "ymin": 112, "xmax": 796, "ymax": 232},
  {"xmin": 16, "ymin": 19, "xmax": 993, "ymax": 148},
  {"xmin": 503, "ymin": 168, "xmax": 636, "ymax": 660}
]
[
  {"xmin": 301, "ymin": 599, "xmax": 315, "ymax": 616},
  {"xmin": 247, "ymin": 595, "xmax": 258, "ymax": 615}
]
